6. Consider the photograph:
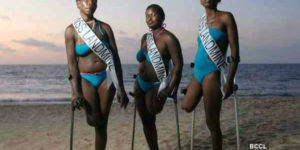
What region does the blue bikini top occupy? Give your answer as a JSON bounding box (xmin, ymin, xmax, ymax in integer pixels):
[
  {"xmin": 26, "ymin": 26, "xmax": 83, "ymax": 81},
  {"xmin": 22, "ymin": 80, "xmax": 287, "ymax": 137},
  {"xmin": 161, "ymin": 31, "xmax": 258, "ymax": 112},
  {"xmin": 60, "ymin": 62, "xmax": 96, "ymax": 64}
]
[
  {"xmin": 197, "ymin": 28, "xmax": 228, "ymax": 45},
  {"xmin": 136, "ymin": 49, "xmax": 170, "ymax": 66},
  {"xmin": 75, "ymin": 21, "xmax": 110, "ymax": 56}
]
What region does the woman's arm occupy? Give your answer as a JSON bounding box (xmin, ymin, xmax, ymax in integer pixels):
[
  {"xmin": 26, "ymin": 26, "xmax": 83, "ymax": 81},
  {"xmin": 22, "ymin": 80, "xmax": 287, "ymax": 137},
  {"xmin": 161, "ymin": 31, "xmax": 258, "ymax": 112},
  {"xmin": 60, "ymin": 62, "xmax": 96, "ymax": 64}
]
[
  {"xmin": 161, "ymin": 32, "xmax": 184, "ymax": 98},
  {"xmin": 223, "ymin": 12, "xmax": 240, "ymax": 99},
  {"xmin": 65, "ymin": 25, "xmax": 83, "ymax": 109},
  {"xmin": 103, "ymin": 23, "xmax": 129, "ymax": 108}
]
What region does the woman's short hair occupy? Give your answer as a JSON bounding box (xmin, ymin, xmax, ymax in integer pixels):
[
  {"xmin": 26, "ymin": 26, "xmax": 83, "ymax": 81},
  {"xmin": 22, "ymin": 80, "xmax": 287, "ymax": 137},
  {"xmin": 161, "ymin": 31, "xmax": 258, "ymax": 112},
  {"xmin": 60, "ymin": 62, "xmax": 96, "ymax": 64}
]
[{"xmin": 146, "ymin": 4, "xmax": 165, "ymax": 22}]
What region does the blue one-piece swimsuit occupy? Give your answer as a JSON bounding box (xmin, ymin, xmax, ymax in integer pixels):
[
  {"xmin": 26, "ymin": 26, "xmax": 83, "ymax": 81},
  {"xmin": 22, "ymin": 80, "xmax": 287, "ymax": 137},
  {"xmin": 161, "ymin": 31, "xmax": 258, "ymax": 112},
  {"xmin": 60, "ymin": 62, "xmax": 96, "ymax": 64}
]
[
  {"xmin": 136, "ymin": 49, "xmax": 169, "ymax": 92},
  {"xmin": 194, "ymin": 28, "xmax": 228, "ymax": 84},
  {"xmin": 75, "ymin": 21, "xmax": 110, "ymax": 87}
]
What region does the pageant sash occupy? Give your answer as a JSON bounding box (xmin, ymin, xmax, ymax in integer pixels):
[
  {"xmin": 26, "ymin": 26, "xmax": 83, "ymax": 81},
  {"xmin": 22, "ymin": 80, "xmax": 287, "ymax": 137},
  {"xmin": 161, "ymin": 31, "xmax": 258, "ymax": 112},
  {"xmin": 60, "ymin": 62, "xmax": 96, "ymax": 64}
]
[
  {"xmin": 198, "ymin": 13, "xmax": 230, "ymax": 93},
  {"xmin": 146, "ymin": 32, "xmax": 170, "ymax": 93},
  {"xmin": 73, "ymin": 17, "xmax": 119, "ymax": 89}
]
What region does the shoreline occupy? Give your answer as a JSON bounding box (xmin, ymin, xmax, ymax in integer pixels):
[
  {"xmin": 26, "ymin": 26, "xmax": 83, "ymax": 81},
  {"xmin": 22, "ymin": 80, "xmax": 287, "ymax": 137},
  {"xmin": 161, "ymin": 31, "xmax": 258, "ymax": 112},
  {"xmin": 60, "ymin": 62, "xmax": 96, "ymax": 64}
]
[{"xmin": 0, "ymin": 95, "xmax": 299, "ymax": 105}]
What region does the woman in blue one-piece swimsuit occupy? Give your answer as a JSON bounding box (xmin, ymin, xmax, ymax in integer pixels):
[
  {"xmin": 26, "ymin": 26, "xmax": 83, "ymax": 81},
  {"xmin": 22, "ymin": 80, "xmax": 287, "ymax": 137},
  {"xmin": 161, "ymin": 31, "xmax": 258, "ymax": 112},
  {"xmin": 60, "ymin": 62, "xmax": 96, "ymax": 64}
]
[
  {"xmin": 182, "ymin": 0, "xmax": 240, "ymax": 150},
  {"xmin": 65, "ymin": 0, "xmax": 128, "ymax": 149}
]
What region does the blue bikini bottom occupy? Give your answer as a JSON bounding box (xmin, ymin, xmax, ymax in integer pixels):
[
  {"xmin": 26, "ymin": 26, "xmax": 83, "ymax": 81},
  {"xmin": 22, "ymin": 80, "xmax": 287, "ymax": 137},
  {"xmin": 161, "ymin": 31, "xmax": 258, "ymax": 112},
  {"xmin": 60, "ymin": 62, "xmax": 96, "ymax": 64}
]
[
  {"xmin": 137, "ymin": 76, "xmax": 161, "ymax": 93},
  {"xmin": 80, "ymin": 71, "xmax": 107, "ymax": 87}
]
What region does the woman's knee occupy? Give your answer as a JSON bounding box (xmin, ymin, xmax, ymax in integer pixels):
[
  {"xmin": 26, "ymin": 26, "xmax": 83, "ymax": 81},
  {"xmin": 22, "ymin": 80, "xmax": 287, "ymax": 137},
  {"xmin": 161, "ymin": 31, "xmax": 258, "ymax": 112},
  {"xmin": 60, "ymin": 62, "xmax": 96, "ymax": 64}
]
[
  {"xmin": 181, "ymin": 99, "xmax": 194, "ymax": 113},
  {"xmin": 182, "ymin": 81, "xmax": 202, "ymax": 113},
  {"xmin": 181, "ymin": 105, "xmax": 194, "ymax": 113},
  {"xmin": 181, "ymin": 94, "xmax": 198, "ymax": 113},
  {"xmin": 140, "ymin": 115, "xmax": 156, "ymax": 126},
  {"xmin": 146, "ymin": 103, "xmax": 163, "ymax": 115},
  {"xmin": 86, "ymin": 114, "xmax": 107, "ymax": 127},
  {"xmin": 153, "ymin": 106, "xmax": 163, "ymax": 115},
  {"xmin": 206, "ymin": 118, "xmax": 221, "ymax": 132}
]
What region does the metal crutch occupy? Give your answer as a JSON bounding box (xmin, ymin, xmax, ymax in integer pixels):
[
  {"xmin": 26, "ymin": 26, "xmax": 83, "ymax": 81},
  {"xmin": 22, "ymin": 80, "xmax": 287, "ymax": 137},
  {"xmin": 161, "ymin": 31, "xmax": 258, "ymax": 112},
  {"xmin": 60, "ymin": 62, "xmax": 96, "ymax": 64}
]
[
  {"xmin": 172, "ymin": 94, "xmax": 182, "ymax": 150},
  {"xmin": 233, "ymin": 84, "xmax": 240, "ymax": 150},
  {"xmin": 129, "ymin": 74, "xmax": 138, "ymax": 150},
  {"xmin": 189, "ymin": 62, "xmax": 196, "ymax": 150},
  {"xmin": 129, "ymin": 91, "xmax": 136, "ymax": 150},
  {"xmin": 70, "ymin": 107, "xmax": 74, "ymax": 150}
]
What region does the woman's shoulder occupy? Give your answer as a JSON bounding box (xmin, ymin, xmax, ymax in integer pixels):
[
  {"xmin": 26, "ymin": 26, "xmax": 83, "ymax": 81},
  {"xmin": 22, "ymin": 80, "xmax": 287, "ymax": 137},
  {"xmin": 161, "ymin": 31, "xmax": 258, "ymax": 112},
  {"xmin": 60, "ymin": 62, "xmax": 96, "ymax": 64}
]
[
  {"xmin": 218, "ymin": 11, "xmax": 235, "ymax": 23},
  {"xmin": 141, "ymin": 33, "xmax": 147, "ymax": 40},
  {"xmin": 95, "ymin": 19, "xmax": 112, "ymax": 31},
  {"xmin": 162, "ymin": 29, "xmax": 179, "ymax": 43},
  {"xmin": 65, "ymin": 24, "xmax": 75, "ymax": 38},
  {"xmin": 218, "ymin": 10, "xmax": 233, "ymax": 16},
  {"xmin": 66, "ymin": 24, "xmax": 75, "ymax": 30}
]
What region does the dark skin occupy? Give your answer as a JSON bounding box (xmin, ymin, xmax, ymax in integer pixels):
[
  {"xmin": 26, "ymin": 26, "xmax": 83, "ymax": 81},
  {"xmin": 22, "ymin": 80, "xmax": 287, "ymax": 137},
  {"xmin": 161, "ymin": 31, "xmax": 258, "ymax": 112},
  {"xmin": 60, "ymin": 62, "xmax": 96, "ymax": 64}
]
[
  {"xmin": 65, "ymin": 0, "xmax": 128, "ymax": 149},
  {"xmin": 133, "ymin": 7, "xmax": 183, "ymax": 150},
  {"xmin": 181, "ymin": 0, "xmax": 239, "ymax": 150}
]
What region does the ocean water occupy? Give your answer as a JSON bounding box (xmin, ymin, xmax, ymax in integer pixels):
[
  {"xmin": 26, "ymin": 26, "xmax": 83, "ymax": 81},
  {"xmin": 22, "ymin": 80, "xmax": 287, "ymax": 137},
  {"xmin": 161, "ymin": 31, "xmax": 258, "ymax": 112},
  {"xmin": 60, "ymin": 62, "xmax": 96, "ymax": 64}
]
[{"xmin": 0, "ymin": 64, "xmax": 299, "ymax": 103}]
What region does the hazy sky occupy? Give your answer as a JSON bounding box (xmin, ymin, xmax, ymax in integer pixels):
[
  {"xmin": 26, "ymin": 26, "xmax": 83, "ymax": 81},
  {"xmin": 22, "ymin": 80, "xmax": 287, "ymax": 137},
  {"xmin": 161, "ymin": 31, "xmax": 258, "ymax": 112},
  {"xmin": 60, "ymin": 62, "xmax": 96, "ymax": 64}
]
[{"xmin": 0, "ymin": 0, "xmax": 299, "ymax": 64}]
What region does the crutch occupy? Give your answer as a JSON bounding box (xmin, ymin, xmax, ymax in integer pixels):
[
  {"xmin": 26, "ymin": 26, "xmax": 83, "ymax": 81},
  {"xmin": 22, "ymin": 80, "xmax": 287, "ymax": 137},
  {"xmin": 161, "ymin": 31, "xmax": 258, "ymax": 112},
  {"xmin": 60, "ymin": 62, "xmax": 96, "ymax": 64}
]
[
  {"xmin": 172, "ymin": 92, "xmax": 181, "ymax": 150},
  {"xmin": 129, "ymin": 74, "xmax": 139, "ymax": 150},
  {"xmin": 233, "ymin": 84, "xmax": 240, "ymax": 150},
  {"xmin": 70, "ymin": 106, "xmax": 74, "ymax": 150},
  {"xmin": 226, "ymin": 56, "xmax": 240, "ymax": 150},
  {"xmin": 68, "ymin": 74, "xmax": 75, "ymax": 150},
  {"xmin": 190, "ymin": 107, "xmax": 196, "ymax": 150},
  {"xmin": 129, "ymin": 91, "xmax": 136, "ymax": 150}
]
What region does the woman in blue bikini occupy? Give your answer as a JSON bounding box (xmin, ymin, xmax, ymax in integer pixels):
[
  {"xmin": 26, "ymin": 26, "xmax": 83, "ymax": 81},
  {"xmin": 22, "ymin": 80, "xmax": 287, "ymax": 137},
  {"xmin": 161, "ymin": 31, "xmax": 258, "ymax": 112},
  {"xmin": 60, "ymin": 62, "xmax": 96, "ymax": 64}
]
[
  {"xmin": 181, "ymin": 0, "xmax": 240, "ymax": 150},
  {"xmin": 65, "ymin": 0, "xmax": 128, "ymax": 149},
  {"xmin": 134, "ymin": 4, "xmax": 183, "ymax": 150}
]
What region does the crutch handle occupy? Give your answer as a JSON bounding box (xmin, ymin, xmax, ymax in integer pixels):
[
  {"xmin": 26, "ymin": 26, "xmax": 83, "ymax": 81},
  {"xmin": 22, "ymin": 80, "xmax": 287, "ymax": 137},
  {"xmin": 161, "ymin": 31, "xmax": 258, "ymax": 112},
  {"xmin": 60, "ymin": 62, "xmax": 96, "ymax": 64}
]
[
  {"xmin": 130, "ymin": 74, "xmax": 137, "ymax": 98},
  {"xmin": 190, "ymin": 63, "xmax": 195, "ymax": 68},
  {"xmin": 133, "ymin": 74, "xmax": 137, "ymax": 79},
  {"xmin": 129, "ymin": 92, "xmax": 135, "ymax": 97},
  {"xmin": 180, "ymin": 88, "xmax": 187, "ymax": 95},
  {"xmin": 179, "ymin": 62, "xmax": 194, "ymax": 96},
  {"xmin": 233, "ymin": 84, "xmax": 238, "ymax": 91}
]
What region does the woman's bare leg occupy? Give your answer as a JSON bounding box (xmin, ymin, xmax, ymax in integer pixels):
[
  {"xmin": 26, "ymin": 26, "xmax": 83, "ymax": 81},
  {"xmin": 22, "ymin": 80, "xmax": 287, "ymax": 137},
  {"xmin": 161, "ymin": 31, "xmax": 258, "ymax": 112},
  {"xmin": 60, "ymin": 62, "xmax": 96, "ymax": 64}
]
[
  {"xmin": 81, "ymin": 79, "xmax": 115, "ymax": 150},
  {"xmin": 181, "ymin": 75, "xmax": 203, "ymax": 112},
  {"xmin": 145, "ymin": 86, "xmax": 166, "ymax": 115},
  {"xmin": 202, "ymin": 72, "xmax": 223, "ymax": 150},
  {"xmin": 134, "ymin": 80, "xmax": 159, "ymax": 150}
]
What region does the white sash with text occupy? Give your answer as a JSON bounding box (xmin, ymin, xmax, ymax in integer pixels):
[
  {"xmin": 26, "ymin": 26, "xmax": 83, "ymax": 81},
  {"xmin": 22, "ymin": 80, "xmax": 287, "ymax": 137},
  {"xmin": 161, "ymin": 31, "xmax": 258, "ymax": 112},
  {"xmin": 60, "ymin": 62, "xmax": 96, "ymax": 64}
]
[
  {"xmin": 198, "ymin": 13, "xmax": 230, "ymax": 92},
  {"xmin": 73, "ymin": 17, "xmax": 119, "ymax": 89},
  {"xmin": 146, "ymin": 32, "xmax": 170, "ymax": 93}
]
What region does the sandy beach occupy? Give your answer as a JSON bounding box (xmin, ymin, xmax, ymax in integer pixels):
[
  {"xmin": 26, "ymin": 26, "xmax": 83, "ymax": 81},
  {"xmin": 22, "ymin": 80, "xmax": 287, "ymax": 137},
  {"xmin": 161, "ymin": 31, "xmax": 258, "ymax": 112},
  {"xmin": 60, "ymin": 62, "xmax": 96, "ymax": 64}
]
[{"xmin": 0, "ymin": 97, "xmax": 299, "ymax": 150}]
